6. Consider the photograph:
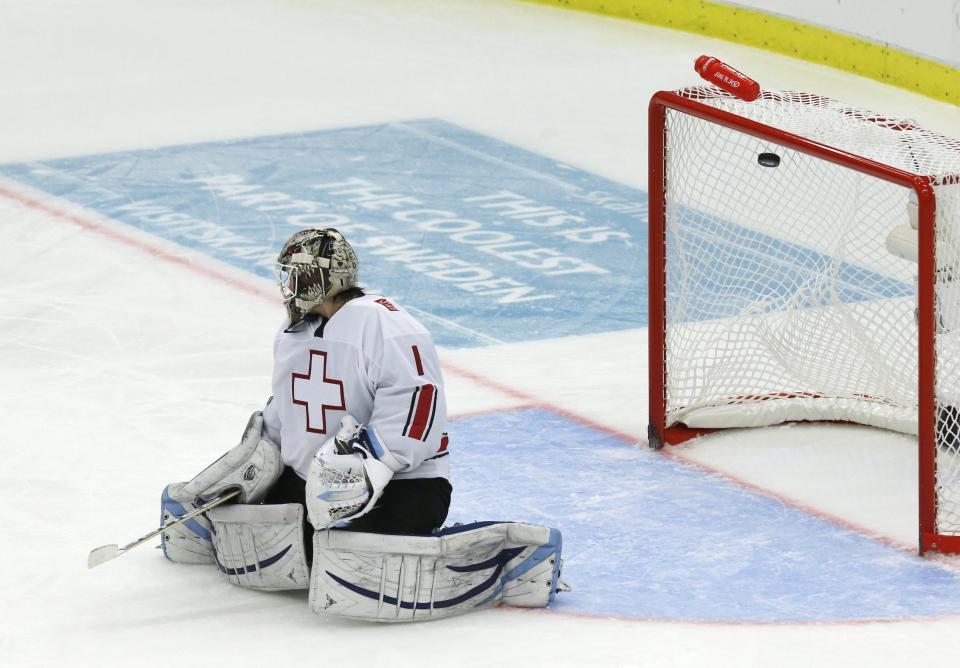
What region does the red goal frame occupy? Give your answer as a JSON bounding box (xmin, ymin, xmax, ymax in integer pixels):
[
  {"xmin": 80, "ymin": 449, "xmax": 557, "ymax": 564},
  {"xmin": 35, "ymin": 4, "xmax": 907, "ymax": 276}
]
[{"xmin": 647, "ymin": 90, "xmax": 952, "ymax": 554}]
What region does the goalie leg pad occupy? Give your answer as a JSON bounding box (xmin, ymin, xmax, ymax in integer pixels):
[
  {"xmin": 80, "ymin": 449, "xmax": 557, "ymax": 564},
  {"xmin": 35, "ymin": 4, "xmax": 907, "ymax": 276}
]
[
  {"xmin": 207, "ymin": 503, "xmax": 310, "ymax": 591},
  {"xmin": 497, "ymin": 522, "xmax": 565, "ymax": 608},
  {"xmin": 308, "ymin": 522, "xmax": 565, "ymax": 622}
]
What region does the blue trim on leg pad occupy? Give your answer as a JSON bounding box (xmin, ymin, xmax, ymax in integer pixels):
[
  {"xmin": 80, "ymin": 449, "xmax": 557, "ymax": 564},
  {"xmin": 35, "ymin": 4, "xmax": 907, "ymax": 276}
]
[{"xmin": 160, "ymin": 485, "xmax": 214, "ymax": 564}]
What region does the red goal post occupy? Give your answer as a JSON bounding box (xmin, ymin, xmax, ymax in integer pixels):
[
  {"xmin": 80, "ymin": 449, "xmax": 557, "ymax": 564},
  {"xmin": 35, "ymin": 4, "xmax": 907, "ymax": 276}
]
[{"xmin": 648, "ymin": 72, "xmax": 960, "ymax": 554}]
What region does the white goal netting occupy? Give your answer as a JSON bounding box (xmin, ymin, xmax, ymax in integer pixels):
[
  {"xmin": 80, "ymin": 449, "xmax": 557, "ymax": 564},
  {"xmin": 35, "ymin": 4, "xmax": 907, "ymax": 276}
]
[{"xmin": 660, "ymin": 87, "xmax": 960, "ymax": 534}]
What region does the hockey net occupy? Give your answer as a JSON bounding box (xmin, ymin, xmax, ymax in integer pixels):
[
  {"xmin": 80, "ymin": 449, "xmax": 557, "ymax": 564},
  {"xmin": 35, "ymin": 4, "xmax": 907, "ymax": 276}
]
[{"xmin": 649, "ymin": 85, "xmax": 960, "ymax": 552}]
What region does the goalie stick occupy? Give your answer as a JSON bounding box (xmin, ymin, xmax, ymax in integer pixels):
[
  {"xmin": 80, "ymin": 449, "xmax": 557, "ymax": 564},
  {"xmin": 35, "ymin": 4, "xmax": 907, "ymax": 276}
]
[{"xmin": 87, "ymin": 489, "xmax": 240, "ymax": 569}]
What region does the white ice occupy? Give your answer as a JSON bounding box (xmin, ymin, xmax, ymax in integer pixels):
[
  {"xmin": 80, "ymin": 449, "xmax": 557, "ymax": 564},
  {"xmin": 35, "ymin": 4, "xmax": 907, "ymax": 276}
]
[{"xmin": 3, "ymin": 1, "xmax": 960, "ymax": 666}]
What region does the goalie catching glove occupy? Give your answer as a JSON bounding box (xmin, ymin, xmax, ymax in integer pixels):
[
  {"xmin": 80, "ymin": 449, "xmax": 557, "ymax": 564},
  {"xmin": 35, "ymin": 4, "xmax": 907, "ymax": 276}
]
[{"xmin": 305, "ymin": 415, "xmax": 394, "ymax": 529}]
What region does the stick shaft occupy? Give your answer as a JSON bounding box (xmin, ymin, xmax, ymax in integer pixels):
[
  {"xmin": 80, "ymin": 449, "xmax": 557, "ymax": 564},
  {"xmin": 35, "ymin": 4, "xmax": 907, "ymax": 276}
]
[
  {"xmin": 89, "ymin": 489, "xmax": 240, "ymax": 568},
  {"xmin": 126, "ymin": 489, "xmax": 240, "ymax": 551}
]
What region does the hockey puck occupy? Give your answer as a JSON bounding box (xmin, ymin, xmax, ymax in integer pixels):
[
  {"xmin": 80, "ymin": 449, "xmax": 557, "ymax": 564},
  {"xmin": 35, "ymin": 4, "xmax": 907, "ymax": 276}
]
[{"xmin": 758, "ymin": 152, "xmax": 780, "ymax": 167}]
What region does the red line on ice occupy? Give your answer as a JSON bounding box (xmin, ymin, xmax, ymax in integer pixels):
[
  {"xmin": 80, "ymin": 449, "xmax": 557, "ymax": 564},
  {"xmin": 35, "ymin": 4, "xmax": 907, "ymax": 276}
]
[{"xmin": 0, "ymin": 184, "xmax": 278, "ymax": 304}]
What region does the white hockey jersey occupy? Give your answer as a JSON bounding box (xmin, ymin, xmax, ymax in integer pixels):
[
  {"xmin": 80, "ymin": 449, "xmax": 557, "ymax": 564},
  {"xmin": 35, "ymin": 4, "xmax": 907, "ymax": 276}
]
[{"xmin": 261, "ymin": 294, "xmax": 450, "ymax": 482}]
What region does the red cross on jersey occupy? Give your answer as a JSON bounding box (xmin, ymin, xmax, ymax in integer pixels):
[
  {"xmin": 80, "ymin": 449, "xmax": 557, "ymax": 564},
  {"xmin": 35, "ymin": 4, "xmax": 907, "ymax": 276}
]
[{"xmin": 291, "ymin": 350, "xmax": 346, "ymax": 434}]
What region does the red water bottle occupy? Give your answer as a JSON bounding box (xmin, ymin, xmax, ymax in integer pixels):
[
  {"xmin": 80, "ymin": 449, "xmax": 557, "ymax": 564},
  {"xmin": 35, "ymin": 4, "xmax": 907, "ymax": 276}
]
[{"xmin": 695, "ymin": 55, "xmax": 761, "ymax": 101}]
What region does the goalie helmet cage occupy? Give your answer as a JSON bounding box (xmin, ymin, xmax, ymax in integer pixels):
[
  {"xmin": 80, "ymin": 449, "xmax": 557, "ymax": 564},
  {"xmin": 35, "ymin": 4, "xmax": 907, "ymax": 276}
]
[{"xmin": 648, "ymin": 85, "xmax": 960, "ymax": 554}]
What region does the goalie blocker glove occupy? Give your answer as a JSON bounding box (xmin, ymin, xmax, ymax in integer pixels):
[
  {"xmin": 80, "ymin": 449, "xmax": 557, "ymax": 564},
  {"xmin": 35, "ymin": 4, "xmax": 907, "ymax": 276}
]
[{"xmin": 161, "ymin": 411, "xmax": 283, "ymax": 564}]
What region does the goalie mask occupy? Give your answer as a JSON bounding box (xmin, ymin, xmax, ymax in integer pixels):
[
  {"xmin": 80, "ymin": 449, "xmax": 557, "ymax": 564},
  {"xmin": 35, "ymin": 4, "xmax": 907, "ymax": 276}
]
[{"xmin": 274, "ymin": 228, "xmax": 359, "ymax": 329}]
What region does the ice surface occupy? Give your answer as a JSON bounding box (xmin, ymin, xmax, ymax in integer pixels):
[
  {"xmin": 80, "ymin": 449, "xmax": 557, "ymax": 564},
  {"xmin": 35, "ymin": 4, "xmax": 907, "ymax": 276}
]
[{"xmin": 4, "ymin": 1, "xmax": 960, "ymax": 666}]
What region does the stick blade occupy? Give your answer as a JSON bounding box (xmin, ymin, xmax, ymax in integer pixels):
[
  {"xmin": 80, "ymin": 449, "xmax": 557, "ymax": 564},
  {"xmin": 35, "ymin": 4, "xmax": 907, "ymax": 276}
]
[{"xmin": 88, "ymin": 544, "xmax": 120, "ymax": 569}]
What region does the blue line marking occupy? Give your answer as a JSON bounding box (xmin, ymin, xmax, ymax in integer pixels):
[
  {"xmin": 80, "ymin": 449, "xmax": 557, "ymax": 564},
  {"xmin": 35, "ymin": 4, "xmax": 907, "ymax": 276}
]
[{"xmin": 447, "ymin": 408, "xmax": 960, "ymax": 622}]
